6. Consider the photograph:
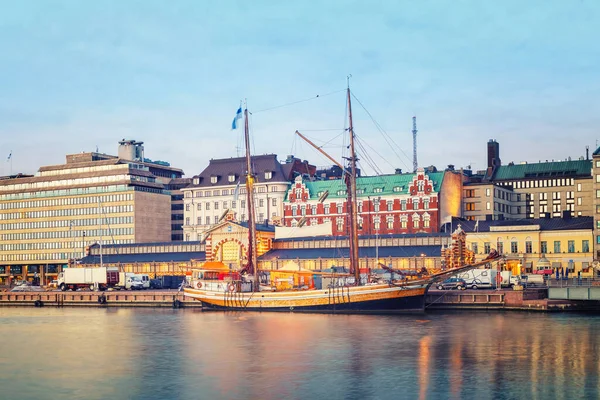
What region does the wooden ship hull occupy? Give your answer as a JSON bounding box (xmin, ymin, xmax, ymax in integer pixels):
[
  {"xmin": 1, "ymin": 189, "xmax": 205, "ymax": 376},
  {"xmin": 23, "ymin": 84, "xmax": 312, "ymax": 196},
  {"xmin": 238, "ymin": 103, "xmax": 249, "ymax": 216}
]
[{"xmin": 184, "ymin": 282, "xmax": 429, "ymax": 314}]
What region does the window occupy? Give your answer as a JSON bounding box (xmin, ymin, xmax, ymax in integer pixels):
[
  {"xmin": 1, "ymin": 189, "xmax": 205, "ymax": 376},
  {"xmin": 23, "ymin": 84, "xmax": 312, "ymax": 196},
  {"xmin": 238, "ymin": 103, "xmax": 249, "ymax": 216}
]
[
  {"xmin": 259, "ymin": 199, "xmax": 264, "ymax": 207},
  {"xmin": 401, "ymin": 200, "xmax": 406, "ymax": 211},
  {"xmin": 423, "ymin": 198, "xmax": 429, "ymax": 210},
  {"xmin": 185, "ymin": 204, "xmax": 190, "ymax": 211},
  {"xmin": 211, "ymin": 176, "xmax": 217, "ymax": 184},
  {"xmin": 577, "ymin": 183, "xmax": 582, "ymax": 191},
  {"xmin": 485, "ymin": 188, "xmax": 491, "ymax": 197},
  {"xmin": 241, "ymin": 200, "xmax": 246, "ymax": 208},
  {"xmin": 265, "ymin": 171, "xmax": 272, "ymax": 180},
  {"xmin": 301, "ymin": 205, "xmax": 306, "ymax": 216},
  {"xmin": 214, "ymin": 216, "xmax": 219, "ymax": 224},
  {"xmin": 185, "ymin": 217, "xmax": 190, "ymax": 225},
  {"xmin": 336, "ymin": 217, "xmax": 344, "ymax": 232},
  {"xmin": 554, "ymin": 241, "xmax": 561, "ymax": 253},
  {"xmin": 401, "ymin": 217, "xmax": 407, "ymax": 229},
  {"xmin": 387, "ymin": 201, "xmax": 393, "ymax": 211},
  {"xmin": 214, "ymin": 202, "xmax": 219, "ymax": 210},
  {"xmin": 486, "ymin": 202, "xmax": 491, "ymax": 210},
  {"xmin": 465, "ymin": 189, "xmax": 475, "ymax": 198},
  {"xmin": 374, "ymin": 188, "xmax": 383, "ymax": 193},
  {"xmin": 197, "ymin": 217, "xmax": 202, "ymax": 225},
  {"xmin": 465, "ymin": 203, "xmax": 475, "ymax": 211},
  {"xmin": 228, "ymin": 174, "xmax": 235, "ymax": 183},
  {"xmin": 387, "ymin": 216, "xmax": 394, "ymax": 229},
  {"xmin": 292, "ymin": 206, "xmax": 297, "ymax": 216},
  {"xmin": 541, "ymin": 241, "xmax": 547, "ymax": 254},
  {"xmin": 205, "ymin": 216, "xmax": 210, "ymax": 225},
  {"xmin": 568, "ymin": 240, "xmax": 575, "ymax": 253},
  {"xmin": 583, "ymin": 240, "xmax": 590, "ymax": 253},
  {"xmin": 511, "ymin": 241, "xmax": 518, "ymax": 253},
  {"xmin": 197, "ymin": 203, "xmax": 201, "ymax": 211},
  {"xmin": 324, "ymin": 205, "xmax": 330, "ymax": 214},
  {"xmin": 311, "ymin": 205, "xmax": 317, "ymax": 215},
  {"xmin": 374, "ymin": 201, "xmax": 380, "ymax": 212},
  {"xmin": 525, "ymin": 241, "xmax": 532, "ymax": 254},
  {"xmin": 374, "ymin": 217, "xmax": 381, "ymax": 231},
  {"xmin": 423, "ymin": 215, "xmax": 430, "ymax": 228},
  {"xmin": 205, "ymin": 202, "xmax": 210, "ymax": 211},
  {"xmin": 337, "ymin": 204, "xmax": 343, "ymax": 214},
  {"xmin": 472, "ymin": 243, "xmax": 478, "ymax": 254},
  {"xmin": 413, "ymin": 215, "xmax": 420, "ymax": 228},
  {"xmin": 484, "ymin": 242, "xmax": 491, "ymax": 254},
  {"xmin": 497, "ymin": 241, "xmax": 503, "ymax": 254},
  {"xmin": 272, "ymin": 198, "xmax": 277, "ymax": 206}
]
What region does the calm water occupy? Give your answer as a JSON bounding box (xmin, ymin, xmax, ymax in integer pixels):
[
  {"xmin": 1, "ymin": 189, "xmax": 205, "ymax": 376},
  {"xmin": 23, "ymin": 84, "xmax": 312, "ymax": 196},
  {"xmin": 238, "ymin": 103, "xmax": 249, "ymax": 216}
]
[{"xmin": 0, "ymin": 308, "xmax": 599, "ymax": 400}]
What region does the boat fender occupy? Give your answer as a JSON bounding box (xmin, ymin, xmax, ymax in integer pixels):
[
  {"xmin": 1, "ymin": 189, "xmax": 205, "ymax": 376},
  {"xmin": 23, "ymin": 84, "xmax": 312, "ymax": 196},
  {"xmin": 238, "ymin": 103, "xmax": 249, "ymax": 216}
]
[
  {"xmin": 34, "ymin": 299, "xmax": 44, "ymax": 307},
  {"xmin": 173, "ymin": 299, "xmax": 182, "ymax": 309},
  {"xmin": 196, "ymin": 282, "xmax": 202, "ymax": 289},
  {"xmin": 228, "ymin": 283, "xmax": 236, "ymax": 293}
]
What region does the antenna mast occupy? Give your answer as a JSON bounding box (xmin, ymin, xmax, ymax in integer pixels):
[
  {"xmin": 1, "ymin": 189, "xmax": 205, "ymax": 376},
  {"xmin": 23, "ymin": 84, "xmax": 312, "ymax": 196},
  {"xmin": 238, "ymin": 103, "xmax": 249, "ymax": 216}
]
[{"xmin": 412, "ymin": 116, "xmax": 418, "ymax": 173}]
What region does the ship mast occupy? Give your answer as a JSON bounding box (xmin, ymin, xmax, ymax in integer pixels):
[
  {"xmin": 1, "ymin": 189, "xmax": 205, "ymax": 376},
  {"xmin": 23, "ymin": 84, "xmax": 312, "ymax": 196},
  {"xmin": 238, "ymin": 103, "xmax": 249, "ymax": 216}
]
[
  {"xmin": 346, "ymin": 78, "xmax": 361, "ymax": 286},
  {"xmin": 243, "ymin": 106, "xmax": 259, "ymax": 292}
]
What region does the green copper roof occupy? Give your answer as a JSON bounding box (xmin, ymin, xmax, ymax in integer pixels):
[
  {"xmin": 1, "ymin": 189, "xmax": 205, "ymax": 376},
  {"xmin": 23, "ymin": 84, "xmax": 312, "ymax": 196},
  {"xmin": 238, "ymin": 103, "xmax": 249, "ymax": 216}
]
[
  {"xmin": 492, "ymin": 160, "xmax": 591, "ymax": 181},
  {"xmin": 594, "ymin": 146, "xmax": 600, "ymax": 156},
  {"xmin": 290, "ymin": 172, "xmax": 445, "ymax": 201}
]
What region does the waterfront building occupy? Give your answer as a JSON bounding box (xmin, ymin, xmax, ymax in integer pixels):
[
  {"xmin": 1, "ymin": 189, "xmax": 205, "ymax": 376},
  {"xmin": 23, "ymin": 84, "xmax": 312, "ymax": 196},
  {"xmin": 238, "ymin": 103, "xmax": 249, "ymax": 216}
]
[
  {"xmin": 455, "ymin": 216, "xmax": 594, "ymax": 277},
  {"xmin": 0, "ymin": 141, "xmax": 181, "ymax": 285},
  {"xmin": 463, "ymin": 139, "xmax": 592, "ymax": 222},
  {"xmin": 282, "ymin": 168, "xmax": 463, "ymax": 235},
  {"xmin": 80, "ymin": 241, "xmax": 205, "ymax": 276},
  {"xmin": 591, "ymin": 146, "xmax": 600, "ymax": 260},
  {"xmin": 182, "ymin": 154, "xmax": 313, "ymax": 241}
]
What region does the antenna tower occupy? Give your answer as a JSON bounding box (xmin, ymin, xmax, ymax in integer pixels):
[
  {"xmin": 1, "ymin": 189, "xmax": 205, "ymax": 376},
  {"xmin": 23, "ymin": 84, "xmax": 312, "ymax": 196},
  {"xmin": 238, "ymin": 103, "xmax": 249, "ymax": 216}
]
[{"xmin": 412, "ymin": 116, "xmax": 418, "ymax": 173}]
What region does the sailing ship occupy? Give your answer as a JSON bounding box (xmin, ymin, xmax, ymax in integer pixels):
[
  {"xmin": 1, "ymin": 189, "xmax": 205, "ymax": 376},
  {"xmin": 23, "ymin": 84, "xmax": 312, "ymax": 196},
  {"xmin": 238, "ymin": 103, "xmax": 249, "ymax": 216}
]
[{"xmin": 184, "ymin": 84, "xmax": 501, "ymax": 313}]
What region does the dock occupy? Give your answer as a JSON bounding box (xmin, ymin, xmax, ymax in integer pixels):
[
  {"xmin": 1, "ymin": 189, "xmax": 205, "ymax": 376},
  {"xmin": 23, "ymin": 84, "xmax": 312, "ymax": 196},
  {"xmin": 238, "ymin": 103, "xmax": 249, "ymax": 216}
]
[
  {"xmin": 426, "ymin": 288, "xmax": 600, "ymax": 311},
  {"xmin": 0, "ymin": 290, "xmax": 202, "ymax": 308}
]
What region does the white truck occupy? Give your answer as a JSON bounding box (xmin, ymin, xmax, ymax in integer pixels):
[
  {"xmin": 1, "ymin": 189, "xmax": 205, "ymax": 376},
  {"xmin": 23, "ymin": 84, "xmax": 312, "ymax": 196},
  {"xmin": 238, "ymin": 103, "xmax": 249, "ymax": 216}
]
[
  {"xmin": 115, "ymin": 272, "xmax": 149, "ymax": 290},
  {"xmin": 58, "ymin": 267, "xmax": 120, "ymax": 291},
  {"xmin": 500, "ymin": 271, "xmax": 521, "ymax": 288},
  {"xmin": 455, "ymin": 268, "xmax": 496, "ymax": 289}
]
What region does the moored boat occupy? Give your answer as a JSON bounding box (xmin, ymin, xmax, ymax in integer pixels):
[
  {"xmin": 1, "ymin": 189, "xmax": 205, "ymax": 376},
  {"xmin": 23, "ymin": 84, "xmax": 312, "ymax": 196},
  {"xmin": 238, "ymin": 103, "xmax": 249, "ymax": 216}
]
[{"xmin": 184, "ymin": 81, "xmax": 501, "ymax": 313}]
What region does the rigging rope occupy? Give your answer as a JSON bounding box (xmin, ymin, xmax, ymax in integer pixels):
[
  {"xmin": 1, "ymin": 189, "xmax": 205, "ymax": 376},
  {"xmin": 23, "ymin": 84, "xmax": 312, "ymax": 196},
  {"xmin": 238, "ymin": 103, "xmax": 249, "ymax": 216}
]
[
  {"xmin": 253, "ymin": 89, "xmax": 345, "ymax": 114},
  {"xmin": 350, "ymin": 92, "xmax": 412, "ymax": 171}
]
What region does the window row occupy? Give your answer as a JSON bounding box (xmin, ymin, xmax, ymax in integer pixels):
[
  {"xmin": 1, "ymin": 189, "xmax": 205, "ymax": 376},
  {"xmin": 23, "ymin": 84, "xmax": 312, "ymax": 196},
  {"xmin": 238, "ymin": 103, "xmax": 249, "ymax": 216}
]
[
  {"xmin": 0, "ymin": 193, "xmax": 134, "ymax": 210},
  {"xmin": 0, "ymin": 205, "xmax": 133, "ymax": 220},
  {"xmin": 0, "ymin": 216, "xmax": 133, "ymax": 231}
]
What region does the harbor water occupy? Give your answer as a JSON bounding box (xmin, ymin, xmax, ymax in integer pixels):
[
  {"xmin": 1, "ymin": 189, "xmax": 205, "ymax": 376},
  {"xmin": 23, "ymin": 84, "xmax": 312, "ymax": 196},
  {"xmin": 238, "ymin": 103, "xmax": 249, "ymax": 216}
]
[{"xmin": 1, "ymin": 308, "xmax": 599, "ymax": 400}]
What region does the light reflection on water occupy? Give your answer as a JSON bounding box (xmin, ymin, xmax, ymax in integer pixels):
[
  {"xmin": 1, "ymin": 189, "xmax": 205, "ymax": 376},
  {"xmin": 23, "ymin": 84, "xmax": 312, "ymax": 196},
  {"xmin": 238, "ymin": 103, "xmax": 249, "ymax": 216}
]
[{"xmin": 0, "ymin": 308, "xmax": 599, "ymax": 400}]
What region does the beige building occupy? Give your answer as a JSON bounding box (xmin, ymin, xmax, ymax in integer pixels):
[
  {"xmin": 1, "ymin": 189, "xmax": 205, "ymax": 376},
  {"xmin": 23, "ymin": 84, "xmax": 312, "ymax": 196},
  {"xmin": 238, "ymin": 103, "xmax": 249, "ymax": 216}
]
[
  {"xmin": 463, "ymin": 140, "xmax": 592, "ymax": 222},
  {"xmin": 457, "ymin": 217, "xmax": 594, "ymax": 276},
  {"xmin": 592, "ymin": 147, "xmax": 600, "ymax": 260},
  {"xmin": 0, "ymin": 151, "xmax": 173, "ymax": 284}
]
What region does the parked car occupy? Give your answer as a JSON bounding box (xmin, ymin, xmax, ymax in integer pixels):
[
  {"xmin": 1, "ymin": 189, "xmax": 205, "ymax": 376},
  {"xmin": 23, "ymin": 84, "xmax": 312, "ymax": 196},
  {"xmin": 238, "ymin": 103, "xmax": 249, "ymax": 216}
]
[
  {"xmin": 436, "ymin": 278, "xmax": 467, "ymax": 290},
  {"xmin": 149, "ymin": 279, "xmax": 162, "ymax": 289}
]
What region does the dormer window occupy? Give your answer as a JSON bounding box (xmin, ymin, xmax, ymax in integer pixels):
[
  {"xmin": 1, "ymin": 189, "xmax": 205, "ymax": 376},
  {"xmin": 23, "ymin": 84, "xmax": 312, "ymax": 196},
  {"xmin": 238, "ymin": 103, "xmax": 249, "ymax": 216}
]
[
  {"xmin": 265, "ymin": 171, "xmax": 273, "ymax": 180},
  {"xmin": 228, "ymin": 174, "xmax": 236, "ymax": 183},
  {"xmin": 211, "ymin": 176, "xmax": 218, "ymax": 184},
  {"xmin": 374, "ymin": 187, "xmax": 383, "ymax": 193},
  {"xmin": 193, "ymin": 177, "xmax": 200, "ymax": 185}
]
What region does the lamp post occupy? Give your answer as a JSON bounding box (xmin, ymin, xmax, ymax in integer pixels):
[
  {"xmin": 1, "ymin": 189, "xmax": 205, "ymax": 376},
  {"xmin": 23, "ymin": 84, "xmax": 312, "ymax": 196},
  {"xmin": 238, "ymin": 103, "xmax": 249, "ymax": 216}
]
[
  {"xmin": 82, "ymin": 231, "xmax": 86, "ymax": 259},
  {"xmin": 69, "ymin": 221, "xmax": 75, "ymax": 264}
]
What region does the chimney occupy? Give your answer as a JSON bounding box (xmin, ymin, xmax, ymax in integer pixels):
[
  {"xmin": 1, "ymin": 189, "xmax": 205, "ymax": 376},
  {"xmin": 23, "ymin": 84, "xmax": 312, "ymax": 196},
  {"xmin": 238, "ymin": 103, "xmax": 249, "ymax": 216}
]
[
  {"xmin": 395, "ymin": 168, "xmax": 402, "ymax": 174},
  {"xmin": 586, "ymin": 145, "xmax": 590, "ymax": 160},
  {"xmin": 487, "ymin": 139, "xmax": 500, "ymax": 169}
]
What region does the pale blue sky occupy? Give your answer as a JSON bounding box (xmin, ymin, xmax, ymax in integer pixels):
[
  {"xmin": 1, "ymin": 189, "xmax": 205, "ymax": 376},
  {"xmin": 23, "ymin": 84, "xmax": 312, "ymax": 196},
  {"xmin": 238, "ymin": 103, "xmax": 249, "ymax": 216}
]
[{"xmin": 1, "ymin": 1, "xmax": 599, "ymax": 177}]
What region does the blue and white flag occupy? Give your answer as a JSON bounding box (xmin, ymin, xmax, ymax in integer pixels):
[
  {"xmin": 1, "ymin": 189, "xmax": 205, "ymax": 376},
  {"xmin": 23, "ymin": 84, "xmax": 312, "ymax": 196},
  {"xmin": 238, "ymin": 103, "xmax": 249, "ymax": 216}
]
[
  {"xmin": 6, "ymin": 151, "xmax": 11, "ymax": 161},
  {"xmin": 233, "ymin": 180, "xmax": 241, "ymax": 202},
  {"xmin": 231, "ymin": 107, "xmax": 242, "ymax": 130}
]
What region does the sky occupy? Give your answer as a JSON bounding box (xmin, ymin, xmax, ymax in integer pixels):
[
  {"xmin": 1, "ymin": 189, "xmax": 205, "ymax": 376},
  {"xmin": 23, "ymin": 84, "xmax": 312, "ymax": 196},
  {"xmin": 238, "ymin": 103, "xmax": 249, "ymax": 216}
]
[{"xmin": 1, "ymin": 0, "xmax": 599, "ymax": 177}]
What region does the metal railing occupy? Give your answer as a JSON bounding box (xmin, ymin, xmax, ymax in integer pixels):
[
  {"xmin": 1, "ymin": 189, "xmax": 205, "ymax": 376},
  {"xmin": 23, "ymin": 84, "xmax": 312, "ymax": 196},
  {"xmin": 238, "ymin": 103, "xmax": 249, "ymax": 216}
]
[{"xmin": 546, "ymin": 277, "xmax": 600, "ymax": 288}]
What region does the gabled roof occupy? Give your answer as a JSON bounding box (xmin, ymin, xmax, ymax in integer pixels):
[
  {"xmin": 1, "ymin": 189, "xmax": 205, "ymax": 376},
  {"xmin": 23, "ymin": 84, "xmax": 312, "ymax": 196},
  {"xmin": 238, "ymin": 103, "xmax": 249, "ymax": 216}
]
[
  {"xmin": 189, "ymin": 154, "xmax": 288, "ymax": 187},
  {"xmin": 80, "ymin": 251, "xmax": 206, "ymax": 264},
  {"xmin": 451, "ymin": 216, "xmax": 593, "ymax": 232},
  {"xmin": 492, "ymin": 160, "xmax": 591, "ymax": 181},
  {"xmin": 292, "ymin": 171, "xmax": 445, "ymax": 201}
]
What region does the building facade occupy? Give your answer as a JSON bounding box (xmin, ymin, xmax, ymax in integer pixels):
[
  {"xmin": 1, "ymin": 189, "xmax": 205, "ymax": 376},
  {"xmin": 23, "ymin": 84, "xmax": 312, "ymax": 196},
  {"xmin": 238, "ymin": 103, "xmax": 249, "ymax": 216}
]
[
  {"xmin": 182, "ymin": 154, "xmax": 299, "ymax": 241},
  {"xmin": 282, "ymin": 169, "xmax": 463, "ymax": 236},
  {"xmin": 464, "ymin": 139, "xmax": 592, "ymax": 222},
  {"xmin": 0, "ymin": 149, "xmax": 175, "ymax": 285},
  {"xmin": 456, "ymin": 217, "xmax": 594, "ymax": 277}
]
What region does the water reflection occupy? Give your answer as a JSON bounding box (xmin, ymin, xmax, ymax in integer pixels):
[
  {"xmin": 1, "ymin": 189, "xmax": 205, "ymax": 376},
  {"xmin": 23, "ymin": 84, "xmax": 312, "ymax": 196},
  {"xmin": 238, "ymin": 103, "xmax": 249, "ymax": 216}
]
[{"xmin": 1, "ymin": 309, "xmax": 600, "ymax": 400}]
